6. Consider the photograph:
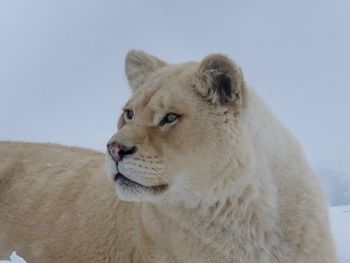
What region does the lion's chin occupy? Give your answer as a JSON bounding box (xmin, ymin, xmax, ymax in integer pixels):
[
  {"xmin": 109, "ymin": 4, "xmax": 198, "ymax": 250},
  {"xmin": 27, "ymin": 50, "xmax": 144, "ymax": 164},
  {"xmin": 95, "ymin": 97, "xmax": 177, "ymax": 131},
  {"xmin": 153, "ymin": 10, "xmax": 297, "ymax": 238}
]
[{"xmin": 114, "ymin": 173, "xmax": 168, "ymax": 202}]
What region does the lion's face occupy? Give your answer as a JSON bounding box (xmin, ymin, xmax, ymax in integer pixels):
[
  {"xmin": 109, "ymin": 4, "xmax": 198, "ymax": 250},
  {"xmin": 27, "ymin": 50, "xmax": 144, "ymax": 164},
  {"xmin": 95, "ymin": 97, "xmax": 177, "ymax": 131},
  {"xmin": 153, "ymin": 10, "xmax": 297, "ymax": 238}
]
[{"xmin": 106, "ymin": 51, "xmax": 248, "ymax": 204}]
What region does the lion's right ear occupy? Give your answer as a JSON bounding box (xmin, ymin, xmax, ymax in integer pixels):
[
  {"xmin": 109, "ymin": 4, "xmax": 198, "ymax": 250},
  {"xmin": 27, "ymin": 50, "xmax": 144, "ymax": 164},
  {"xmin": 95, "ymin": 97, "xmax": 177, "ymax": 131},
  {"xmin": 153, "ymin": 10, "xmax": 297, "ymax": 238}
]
[{"xmin": 125, "ymin": 50, "xmax": 166, "ymax": 91}]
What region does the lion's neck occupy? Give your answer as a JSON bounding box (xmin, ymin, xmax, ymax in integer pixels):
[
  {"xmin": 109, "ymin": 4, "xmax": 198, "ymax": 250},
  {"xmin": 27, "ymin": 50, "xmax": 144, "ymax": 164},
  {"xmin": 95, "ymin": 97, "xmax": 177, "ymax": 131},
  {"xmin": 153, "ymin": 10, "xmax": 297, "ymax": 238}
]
[{"xmin": 142, "ymin": 180, "xmax": 279, "ymax": 260}]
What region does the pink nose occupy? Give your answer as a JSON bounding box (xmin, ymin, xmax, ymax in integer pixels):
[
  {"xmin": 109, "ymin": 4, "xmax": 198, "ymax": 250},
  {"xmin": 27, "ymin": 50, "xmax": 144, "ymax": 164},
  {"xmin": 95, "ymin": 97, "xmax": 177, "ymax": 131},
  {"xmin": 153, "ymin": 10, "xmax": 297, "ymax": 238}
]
[{"xmin": 107, "ymin": 142, "xmax": 127, "ymax": 162}]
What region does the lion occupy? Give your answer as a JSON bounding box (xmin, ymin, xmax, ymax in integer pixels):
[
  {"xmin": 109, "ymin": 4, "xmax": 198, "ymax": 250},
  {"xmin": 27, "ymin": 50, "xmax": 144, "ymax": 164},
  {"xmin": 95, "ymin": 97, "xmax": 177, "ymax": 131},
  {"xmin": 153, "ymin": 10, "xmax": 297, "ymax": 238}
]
[{"xmin": 0, "ymin": 50, "xmax": 338, "ymax": 262}]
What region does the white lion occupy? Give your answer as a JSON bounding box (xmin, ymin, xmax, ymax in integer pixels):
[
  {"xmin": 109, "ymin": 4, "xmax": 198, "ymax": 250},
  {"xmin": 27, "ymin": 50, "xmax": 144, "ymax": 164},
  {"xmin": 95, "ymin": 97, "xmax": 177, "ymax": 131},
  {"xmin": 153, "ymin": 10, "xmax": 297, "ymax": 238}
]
[{"xmin": 0, "ymin": 50, "xmax": 338, "ymax": 262}]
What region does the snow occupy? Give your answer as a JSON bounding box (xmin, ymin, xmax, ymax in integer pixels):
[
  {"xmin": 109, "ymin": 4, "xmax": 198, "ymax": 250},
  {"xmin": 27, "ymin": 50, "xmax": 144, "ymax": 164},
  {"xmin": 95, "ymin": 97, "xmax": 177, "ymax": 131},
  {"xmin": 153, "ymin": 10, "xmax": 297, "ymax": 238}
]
[
  {"xmin": 0, "ymin": 0, "xmax": 349, "ymax": 262},
  {"xmin": 330, "ymin": 205, "xmax": 350, "ymax": 263},
  {"xmin": 0, "ymin": 252, "xmax": 27, "ymax": 263}
]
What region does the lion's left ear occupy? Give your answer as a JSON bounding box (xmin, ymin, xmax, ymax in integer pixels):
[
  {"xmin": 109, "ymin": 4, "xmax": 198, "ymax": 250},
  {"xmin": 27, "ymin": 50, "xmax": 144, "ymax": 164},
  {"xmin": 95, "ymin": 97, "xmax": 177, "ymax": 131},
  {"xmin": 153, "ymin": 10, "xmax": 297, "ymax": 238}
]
[
  {"xmin": 125, "ymin": 50, "xmax": 167, "ymax": 92},
  {"xmin": 195, "ymin": 54, "xmax": 245, "ymax": 106}
]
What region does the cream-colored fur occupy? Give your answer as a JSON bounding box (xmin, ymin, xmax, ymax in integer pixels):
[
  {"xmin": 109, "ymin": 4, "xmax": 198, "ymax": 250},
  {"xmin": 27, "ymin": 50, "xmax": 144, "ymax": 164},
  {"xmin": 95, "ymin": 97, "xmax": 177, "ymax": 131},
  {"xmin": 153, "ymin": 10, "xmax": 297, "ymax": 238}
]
[{"xmin": 0, "ymin": 51, "xmax": 337, "ymax": 262}]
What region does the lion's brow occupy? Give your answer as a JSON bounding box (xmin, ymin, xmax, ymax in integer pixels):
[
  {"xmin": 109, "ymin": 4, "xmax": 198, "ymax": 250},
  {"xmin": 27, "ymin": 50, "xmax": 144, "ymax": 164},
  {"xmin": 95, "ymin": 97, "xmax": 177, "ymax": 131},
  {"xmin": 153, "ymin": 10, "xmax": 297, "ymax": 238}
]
[{"xmin": 137, "ymin": 84, "xmax": 164, "ymax": 110}]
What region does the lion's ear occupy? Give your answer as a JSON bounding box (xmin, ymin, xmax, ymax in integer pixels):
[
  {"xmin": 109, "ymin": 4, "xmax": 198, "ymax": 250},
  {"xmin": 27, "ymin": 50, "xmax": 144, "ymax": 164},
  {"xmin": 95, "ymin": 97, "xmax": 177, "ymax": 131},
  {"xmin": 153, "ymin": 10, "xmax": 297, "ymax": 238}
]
[
  {"xmin": 125, "ymin": 50, "xmax": 166, "ymax": 91},
  {"xmin": 195, "ymin": 54, "xmax": 245, "ymax": 106}
]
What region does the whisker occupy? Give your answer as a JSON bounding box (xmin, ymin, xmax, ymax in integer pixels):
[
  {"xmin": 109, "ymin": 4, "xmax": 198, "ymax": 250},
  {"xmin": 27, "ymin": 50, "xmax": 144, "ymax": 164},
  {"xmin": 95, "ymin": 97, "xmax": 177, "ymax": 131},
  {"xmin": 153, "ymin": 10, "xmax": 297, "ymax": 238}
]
[{"xmin": 180, "ymin": 182, "xmax": 203, "ymax": 199}]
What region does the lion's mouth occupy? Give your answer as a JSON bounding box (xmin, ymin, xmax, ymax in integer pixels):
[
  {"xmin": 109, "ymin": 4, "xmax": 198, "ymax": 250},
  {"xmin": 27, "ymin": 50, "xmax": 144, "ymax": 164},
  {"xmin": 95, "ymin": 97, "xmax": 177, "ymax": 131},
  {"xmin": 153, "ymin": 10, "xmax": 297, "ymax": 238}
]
[{"xmin": 114, "ymin": 173, "xmax": 168, "ymax": 193}]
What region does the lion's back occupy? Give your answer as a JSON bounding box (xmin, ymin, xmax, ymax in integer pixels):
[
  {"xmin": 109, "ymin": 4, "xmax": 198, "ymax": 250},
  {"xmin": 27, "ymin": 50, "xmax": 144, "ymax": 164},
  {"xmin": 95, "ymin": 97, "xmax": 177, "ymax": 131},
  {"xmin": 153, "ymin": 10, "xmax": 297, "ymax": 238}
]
[
  {"xmin": 0, "ymin": 142, "xmax": 138, "ymax": 262},
  {"xmin": 0, "ymin": 141, "xmax": 106, "ymax": 203}
]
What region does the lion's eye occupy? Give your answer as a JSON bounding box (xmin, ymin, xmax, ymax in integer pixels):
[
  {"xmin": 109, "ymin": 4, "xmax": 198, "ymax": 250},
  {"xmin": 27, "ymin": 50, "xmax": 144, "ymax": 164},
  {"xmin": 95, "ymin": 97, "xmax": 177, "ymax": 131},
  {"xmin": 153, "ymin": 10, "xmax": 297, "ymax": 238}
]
[
  {"xmin": 123, "ymin": 109, "xmax": 134, "ymax": 121},
  {"xmin": 160, "ymin": 113, "xmax": 179, "ymax": 126}
]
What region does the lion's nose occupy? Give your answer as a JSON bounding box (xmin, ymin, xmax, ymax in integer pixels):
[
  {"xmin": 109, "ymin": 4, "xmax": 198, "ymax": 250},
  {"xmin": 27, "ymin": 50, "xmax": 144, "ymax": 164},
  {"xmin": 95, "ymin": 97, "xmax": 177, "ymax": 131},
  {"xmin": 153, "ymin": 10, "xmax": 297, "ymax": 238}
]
[{"xmin": 107, "ymin": 141, "xmax": 137, "ymax": 162}]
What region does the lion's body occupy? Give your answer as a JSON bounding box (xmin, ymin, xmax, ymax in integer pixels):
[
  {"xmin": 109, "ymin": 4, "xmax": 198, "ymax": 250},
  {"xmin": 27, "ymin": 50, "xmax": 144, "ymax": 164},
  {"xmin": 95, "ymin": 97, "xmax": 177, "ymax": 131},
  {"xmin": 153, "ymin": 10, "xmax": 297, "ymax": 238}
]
[
  {"xmin": 0, "ymin": 142, "xmax": 140, "ymax": 262},
  {"xmin": 0, "ymin": 51, "xmax": 337, "ymax": 262}
]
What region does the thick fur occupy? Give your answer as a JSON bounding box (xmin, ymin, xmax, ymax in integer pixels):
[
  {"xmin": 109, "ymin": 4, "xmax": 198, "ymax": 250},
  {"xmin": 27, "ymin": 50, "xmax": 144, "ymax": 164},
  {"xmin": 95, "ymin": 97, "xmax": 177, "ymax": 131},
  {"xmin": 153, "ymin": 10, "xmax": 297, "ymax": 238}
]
[{"xmin": 0, "ymin": 51, "xmax": 337, "ymax": 262}]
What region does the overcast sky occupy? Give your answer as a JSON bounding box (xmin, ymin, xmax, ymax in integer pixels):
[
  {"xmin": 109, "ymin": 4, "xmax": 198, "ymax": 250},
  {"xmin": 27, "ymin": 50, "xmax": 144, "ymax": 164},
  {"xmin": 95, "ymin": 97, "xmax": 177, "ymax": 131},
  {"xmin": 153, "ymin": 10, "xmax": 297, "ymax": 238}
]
[{"xmin": 0, "ymin": 0, "xmax": 349, "ymax": 188}]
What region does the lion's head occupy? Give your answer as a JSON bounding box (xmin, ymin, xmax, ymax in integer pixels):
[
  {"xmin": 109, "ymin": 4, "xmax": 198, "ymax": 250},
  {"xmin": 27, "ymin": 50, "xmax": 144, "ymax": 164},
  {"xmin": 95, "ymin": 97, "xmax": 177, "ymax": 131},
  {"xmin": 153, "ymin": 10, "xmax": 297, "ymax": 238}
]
[{"xmin": 106, "ymin": 50, "xmax": 253, "ymax": 205}]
